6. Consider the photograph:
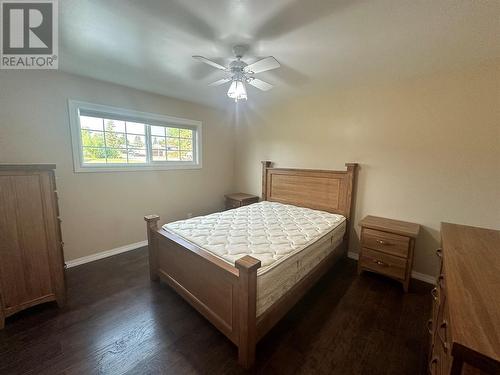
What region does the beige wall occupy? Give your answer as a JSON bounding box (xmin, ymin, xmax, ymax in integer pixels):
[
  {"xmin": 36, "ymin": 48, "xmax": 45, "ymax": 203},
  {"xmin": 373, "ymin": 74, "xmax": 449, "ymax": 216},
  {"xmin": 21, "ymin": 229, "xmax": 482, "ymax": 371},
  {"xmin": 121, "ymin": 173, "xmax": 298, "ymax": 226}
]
[
  {"xmin": 1, "ymin": 62, "xmax": 498, "ymax": 275},
  {"xmin": 234, "ymin": 61, "xmax": 500, "ymax": 277},
  {"xmin": 0, "ymin": 71, "xmax": 235, "ymax": 261}
]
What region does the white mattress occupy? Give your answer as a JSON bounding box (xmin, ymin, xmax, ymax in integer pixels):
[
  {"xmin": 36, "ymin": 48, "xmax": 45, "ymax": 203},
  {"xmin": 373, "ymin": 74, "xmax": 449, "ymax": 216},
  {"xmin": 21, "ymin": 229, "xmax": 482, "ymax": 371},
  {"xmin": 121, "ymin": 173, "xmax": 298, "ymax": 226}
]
[{"xmin": 163, "ymin": 201, "xmax": 346, "ymax": 316}]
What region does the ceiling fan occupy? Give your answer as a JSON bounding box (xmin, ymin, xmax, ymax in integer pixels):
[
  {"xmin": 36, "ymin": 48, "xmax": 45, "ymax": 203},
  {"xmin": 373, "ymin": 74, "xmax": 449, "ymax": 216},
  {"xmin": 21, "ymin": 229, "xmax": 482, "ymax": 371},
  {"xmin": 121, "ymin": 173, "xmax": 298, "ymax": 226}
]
[{"xmin": 193, "ymin": 45, "xmax": 280, "ymax": 102}]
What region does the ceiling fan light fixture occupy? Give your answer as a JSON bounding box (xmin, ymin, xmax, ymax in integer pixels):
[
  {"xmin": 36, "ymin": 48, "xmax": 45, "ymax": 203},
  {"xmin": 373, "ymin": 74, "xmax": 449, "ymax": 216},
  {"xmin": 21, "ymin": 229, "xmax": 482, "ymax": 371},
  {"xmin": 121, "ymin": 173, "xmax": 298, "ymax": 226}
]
[
  {"xmin": 194, "ymin": 46, "xmax": 280, "ymax": 103},
  {"xmin": 227, "ymin": 80, "xmax": 247, "ymax": 102}
]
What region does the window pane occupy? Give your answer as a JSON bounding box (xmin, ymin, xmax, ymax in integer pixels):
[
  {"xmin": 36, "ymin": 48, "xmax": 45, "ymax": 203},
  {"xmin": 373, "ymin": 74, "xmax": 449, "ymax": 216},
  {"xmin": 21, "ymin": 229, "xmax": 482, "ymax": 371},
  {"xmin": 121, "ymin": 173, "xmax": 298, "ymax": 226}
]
[
  {"xmin": 105, "ymin": 149, "xmax": 127, "ymax": 163},
  {"xmin": 167, "ymin": 151, "xmax": 180, "ymax": 161},
  {"xmin": 150, "ymin": 125, "xmax": 165, "ymax": 136},
  {"xmin": 128, "ymin": 149, "xmax": 147, "ymax": 163},
  {"xmin": 152, "ymin": 148, "xmax": 166, "ymax": 161},
  {"xmin": 83, "ymin": 147, "xmax": 107, "ymax": 163},
  {"xmin": 151, "ymin": 136, "xmax": 166, "ymax": 148},
  {"xmin": 166, "ymin": 137, "xmax": 179, "ymax": 150},
  {"xmin": 127, "ymin": 134, "xmax": 146, "ymax": 148},
  {"xmin": 104, "ymin": 119, "xmax": 125, "ymax": 133},
  {"xmin": 179, "ymin": 128, "xmax": 193, "ymax": 139},
  {"xmin": 81, "ymin": 130, "xmax": 105, "ymax": 147},
  {"xmin": 80, "ymin": 116, "xmax": 103, "ymax": 131},
  {"xmin": 127, "ymin": 122, "xmax": 145, "ymax": 135},
  {"xmin": 166, "ymin": 127, "xmax": 180, "ymax": 137},
  {"xmin": 105, "ymin": 132, "xmax": 126, "ymax": 148},
  {"xmin": 179, "ymin": 138, "xmax": 192, "ymax": 150},
  {"xmin": 74, "ymin": 103, "xmax": 201, "ymax": 170},
  {"xmin": 180, "ymin": 151, "xmax": 193, "ymax": 161}
]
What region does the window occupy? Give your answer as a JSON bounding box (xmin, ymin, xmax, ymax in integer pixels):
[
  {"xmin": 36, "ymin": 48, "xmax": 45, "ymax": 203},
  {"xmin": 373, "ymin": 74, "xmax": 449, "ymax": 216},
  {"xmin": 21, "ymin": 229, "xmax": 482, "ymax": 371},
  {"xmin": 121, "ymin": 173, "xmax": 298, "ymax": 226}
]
[{"xmin": 68, "ymin": 100, "xmax": 202, "ymax": 172}]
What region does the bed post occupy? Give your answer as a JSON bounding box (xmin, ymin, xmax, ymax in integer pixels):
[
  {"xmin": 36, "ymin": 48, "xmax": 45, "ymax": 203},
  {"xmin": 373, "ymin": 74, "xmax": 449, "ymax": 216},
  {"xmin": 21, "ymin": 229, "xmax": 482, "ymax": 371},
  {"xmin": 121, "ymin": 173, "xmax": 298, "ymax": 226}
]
[
  {"xmin": 344, "ymin": 163, "xmax": 358, "ymax": 220},
  {"xmin": 144, "ymin": 215, "xmax": 160, "ymax": 281},
  {"xmin": 344, "ymin": 163, "xmax": 358, "ymax": 247},
  {"xmin": 0, "ymin": 303, "xmax": 4, "ymax": 329},
  {"xmin": 261, "ymin": 161, "xmax": 272, "ymax": 201},
  {"xmin": 235, "ymin": 255, "xmax": 261, "ymax": 369}
]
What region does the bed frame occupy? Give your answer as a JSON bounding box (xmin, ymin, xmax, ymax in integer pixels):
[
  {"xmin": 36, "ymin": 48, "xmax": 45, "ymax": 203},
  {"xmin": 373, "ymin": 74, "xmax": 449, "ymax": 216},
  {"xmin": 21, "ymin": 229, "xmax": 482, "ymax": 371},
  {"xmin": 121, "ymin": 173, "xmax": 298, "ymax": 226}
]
[{"xmin": 144, "ymin": 161, "xmax": 358, "ymax": 368}]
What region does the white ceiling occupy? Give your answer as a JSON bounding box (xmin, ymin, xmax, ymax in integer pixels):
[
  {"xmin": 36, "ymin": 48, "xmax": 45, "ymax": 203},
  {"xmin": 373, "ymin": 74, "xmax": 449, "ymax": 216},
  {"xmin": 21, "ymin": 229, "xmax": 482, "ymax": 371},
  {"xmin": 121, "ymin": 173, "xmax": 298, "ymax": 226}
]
[{"xmin": 60, "ymin": 0, "xmax": 500, "ymax": 109}]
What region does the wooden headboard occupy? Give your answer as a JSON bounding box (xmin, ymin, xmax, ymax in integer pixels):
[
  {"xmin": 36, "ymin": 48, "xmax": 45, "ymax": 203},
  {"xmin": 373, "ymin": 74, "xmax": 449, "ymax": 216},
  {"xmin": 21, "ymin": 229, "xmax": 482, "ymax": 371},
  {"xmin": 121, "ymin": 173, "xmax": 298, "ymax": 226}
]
[{"xmin": 261, "ymin": 161, "xmax": 358, "ymax": 220}]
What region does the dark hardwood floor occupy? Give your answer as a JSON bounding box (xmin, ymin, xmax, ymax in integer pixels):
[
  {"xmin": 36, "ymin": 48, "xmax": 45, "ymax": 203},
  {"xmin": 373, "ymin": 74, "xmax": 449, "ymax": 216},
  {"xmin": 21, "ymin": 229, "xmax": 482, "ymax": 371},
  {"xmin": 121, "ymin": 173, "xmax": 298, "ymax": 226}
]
[{"xmin": 0, "ymin": 248, "xmax": 432, "ymax": 375}]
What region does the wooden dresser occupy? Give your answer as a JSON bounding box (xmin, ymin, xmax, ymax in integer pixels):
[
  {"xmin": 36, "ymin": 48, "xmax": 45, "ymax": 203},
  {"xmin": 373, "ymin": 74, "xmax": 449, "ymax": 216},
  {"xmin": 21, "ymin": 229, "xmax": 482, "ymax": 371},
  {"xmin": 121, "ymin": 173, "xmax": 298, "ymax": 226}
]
[
  {"xmin": 358, "ymin": 215, "xmax": 420, "ymax": 292},
  {"xmin": 0, "ymin": 165, "xmax": 66, "ymax": 329},
  {"xmin": 224, "ymin": 193, "xmax": 259, "ymax": 210},
  {"xmin": 428, "ymin": 223, "xmax": 500, "ymax": 374}
]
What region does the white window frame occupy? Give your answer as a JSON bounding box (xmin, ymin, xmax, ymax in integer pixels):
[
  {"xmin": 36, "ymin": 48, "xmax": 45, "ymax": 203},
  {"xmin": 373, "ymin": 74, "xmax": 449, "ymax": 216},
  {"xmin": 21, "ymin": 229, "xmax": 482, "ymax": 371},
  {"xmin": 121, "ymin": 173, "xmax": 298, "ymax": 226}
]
[{"xmin": 68, "ymin": 100, "xmax": 202, "ymax": 172}]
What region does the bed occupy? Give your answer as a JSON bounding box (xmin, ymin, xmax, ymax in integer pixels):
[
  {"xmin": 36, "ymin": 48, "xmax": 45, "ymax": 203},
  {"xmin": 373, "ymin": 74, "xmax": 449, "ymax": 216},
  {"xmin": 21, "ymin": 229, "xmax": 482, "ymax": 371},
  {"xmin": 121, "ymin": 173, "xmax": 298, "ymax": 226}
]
[{"xmin": 144, "ymin": 161, "xmax": 358, "ymax": 368}]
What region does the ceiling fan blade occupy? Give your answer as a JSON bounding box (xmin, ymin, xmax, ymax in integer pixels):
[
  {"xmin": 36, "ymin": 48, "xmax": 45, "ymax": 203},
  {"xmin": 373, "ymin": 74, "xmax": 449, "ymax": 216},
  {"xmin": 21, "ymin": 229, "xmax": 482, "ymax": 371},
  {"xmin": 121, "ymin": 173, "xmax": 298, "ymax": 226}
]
[
  {"xmin": 247, "ymin": 78, "xmax": 274, "ymax": 91},
  {"xmin": 208, "ymin": 78, "xmax": 231, "ymax": 86},
  {"xmin": 192, "ymin": 56, "xmax": 227, "ymax": 71},
  {"xmin": 244, "ymin": 56, "xmax": 280, "ymax": 74}
]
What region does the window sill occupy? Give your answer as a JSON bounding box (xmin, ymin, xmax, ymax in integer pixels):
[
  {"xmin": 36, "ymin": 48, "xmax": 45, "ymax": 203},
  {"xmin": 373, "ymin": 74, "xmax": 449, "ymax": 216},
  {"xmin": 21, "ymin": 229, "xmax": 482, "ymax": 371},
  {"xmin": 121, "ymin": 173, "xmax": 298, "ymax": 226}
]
[{"xmin": 74, "ymin": 163, "xmax": 202, "ymax": 173}]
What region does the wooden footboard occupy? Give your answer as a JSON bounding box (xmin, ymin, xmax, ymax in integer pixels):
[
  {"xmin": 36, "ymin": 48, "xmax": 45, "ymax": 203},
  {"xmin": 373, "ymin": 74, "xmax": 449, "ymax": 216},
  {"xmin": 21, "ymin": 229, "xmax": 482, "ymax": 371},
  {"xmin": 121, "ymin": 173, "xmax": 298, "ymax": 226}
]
[{"xmin": 144, "ymin": 215, "xmax": 260, "ymax": 367}]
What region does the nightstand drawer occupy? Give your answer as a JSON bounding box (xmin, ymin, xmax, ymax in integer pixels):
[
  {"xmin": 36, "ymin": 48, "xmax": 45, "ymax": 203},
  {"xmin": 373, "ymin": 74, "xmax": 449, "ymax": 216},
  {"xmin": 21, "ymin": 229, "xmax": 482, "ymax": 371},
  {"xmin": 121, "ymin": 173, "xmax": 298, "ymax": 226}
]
[
  {"xmin": 362, "ymin": 228, "xmax": 410, "ymax": 258},
  {"xmin": 359, "ymin": 248, "xmax": 407, "ymax": 280},
  {"xmin": 224, "ymin": 194, "xmax": 259, "ymax": 211},
  {"xmin": 225, "ymin": 198, "xmax": 241, "ymax": 210}
]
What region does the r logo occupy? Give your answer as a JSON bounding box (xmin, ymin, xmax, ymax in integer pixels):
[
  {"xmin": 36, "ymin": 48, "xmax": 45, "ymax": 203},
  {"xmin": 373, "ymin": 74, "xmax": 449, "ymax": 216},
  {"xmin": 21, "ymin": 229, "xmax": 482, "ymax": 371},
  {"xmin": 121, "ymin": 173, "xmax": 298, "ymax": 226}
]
[
  {"xmin": 2, "ymin": 1, "xmax": 53, "ymax": 54},
  {"xmin": 1, "ymin": 0, "xmax": 57, "ymax": 69}
]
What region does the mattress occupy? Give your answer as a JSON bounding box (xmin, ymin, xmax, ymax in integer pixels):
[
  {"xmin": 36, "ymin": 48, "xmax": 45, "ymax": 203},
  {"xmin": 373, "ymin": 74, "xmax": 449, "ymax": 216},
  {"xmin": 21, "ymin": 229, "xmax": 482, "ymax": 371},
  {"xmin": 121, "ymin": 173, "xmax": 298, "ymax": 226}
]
[{"xmin": 163, "ymin": 201, "xmax": 346, "ymax": 316}]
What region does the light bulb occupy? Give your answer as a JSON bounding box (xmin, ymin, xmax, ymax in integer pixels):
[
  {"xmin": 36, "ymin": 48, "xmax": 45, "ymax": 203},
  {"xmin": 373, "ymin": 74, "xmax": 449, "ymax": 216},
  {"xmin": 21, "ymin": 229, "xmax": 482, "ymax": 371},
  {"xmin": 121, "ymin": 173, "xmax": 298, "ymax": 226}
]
[{"xmin": 227, "ymin": 80, "xmax": 247, "ymax": 102}]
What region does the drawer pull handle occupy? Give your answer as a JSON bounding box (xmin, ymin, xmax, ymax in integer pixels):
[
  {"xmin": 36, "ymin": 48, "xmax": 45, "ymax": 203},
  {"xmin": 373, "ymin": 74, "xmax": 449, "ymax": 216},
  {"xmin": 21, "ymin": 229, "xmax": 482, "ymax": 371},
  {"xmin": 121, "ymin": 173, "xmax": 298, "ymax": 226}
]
[
  {"xmin": 428, "ymin": 356, "xmax": 439, "ymax": 374},
  {"xmin": 438, "ymin": 321, "xmax": 449, "ymax": 352},
  {"xmin": 431, "ymin": 287, "xmax": 438, "ymax": 301},
  {"xmin": 372, "ymin": 259, "xmax": 388, "ymax": 267},
  {"xmin": 436, "ymin": 248, "xmax": 442, "ymax": 258},
  {"xmin": 376, "ymin": 239, "xmax": 391, "ymax": 245},
  {"xmin": 426, "ymin": 319, "xmax": 433, "ymax": 335},
  {"xmin": 438, "ymin": 274, "xmax": 445, "ymax": 289}
]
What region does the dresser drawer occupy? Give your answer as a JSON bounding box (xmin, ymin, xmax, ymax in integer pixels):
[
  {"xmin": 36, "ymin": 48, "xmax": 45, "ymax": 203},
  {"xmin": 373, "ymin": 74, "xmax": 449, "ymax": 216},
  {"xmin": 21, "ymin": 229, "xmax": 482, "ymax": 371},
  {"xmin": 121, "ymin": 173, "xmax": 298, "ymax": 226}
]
[
  {"xmin": 429, "ymin": 285, "xmax": 440, "ymax": 346},
  {"xmin": 359, "ymin": 248, "xmax": 407, "ymax": 280},
  {"xmin": 440, "ymin": 304, "xmax": 452, "ymax": 374},
  {"xmin": 362, "ymin": 228, "xmax": 410, "ymax": 258}
]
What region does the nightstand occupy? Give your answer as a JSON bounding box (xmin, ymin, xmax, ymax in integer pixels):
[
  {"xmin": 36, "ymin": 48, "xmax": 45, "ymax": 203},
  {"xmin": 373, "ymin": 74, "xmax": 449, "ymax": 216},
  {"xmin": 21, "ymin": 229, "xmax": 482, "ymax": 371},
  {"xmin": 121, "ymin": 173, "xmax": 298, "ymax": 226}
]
[
  {"xmin": 358, "ymin": 215, "xmax": 420, "ymax": 292},
  {"xmin": 224, "ymin": 193, "xmax": 259, "ymax": 210}
]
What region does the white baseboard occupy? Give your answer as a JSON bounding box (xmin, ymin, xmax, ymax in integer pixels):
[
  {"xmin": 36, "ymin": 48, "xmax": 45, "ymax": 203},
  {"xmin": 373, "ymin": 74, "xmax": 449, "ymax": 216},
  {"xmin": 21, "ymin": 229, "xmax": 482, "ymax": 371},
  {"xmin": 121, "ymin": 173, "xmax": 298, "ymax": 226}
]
[
  {"xmin": 347, "ymin": 251, "xmax": 360, "ymax": 261},
  {"xmin": 65, "ymin": 240, "xmax": 148, "ymax": 268},
  {"xmin": 347, "ymin": 251, "xmax": 435, "ymax": 285},
  {"xmin": 410, "ymin": 271, "xmax": 436, "ymax": 285},
  {"xmin": 65, "ymin": 244, "xmax": 435, "ymax": 284}
]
